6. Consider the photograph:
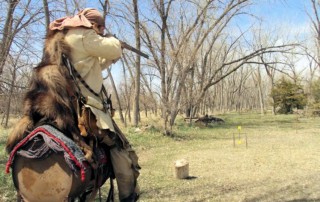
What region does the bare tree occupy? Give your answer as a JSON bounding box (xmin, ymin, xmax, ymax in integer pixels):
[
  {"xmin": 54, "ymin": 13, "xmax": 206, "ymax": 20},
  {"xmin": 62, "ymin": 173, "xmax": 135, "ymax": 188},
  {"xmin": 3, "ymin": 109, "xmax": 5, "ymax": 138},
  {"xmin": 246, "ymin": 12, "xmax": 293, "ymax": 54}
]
[
  {"xmin": 132, "ymin": 0, "xmax": 142, "ymax": 127},
  {"xmin": 309, "ymin": 0, "xmax": 320, "ymax": 70},
  {"xmin": 0, "ymin": 0, "xmax": 43, "ymax": 75},
  {"xmin": 139, "ymin": 0, "xmax": 299, "ymax": 134},
  {"xmin": 0, "ymin": 0, "xmax": 20, "ymax": 75},
  {"xmin": 251, "ymin": 65, "xmax": 266, "ymax": 114},
  {"xmin": 1, "ymin": 34, "xmax": 32, "ymax": 127},
  {"xmin": 3, "ymin": 53, "xmax": 28, "ymax": 127},
  {"xmin": 140, "ymin": 0, "xmax": 176, "ymax": 134}
]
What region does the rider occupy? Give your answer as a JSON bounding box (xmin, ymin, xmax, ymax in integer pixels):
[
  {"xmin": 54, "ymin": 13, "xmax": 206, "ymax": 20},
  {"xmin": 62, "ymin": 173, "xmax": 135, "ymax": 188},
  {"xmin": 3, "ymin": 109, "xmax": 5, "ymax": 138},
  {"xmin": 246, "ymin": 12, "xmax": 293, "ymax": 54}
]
[{"xmin": 49, "ymin": 8, "xmax": 140, "ymax": 201}]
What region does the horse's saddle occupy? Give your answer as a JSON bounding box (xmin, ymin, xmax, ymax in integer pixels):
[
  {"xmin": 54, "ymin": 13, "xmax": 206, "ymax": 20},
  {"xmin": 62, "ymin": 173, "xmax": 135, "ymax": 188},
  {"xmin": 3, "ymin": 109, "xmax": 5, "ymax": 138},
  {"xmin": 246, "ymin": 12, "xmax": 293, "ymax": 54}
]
[{"xmin": 6, "ymin": 124, "xmax": 109, "ymax": 182}]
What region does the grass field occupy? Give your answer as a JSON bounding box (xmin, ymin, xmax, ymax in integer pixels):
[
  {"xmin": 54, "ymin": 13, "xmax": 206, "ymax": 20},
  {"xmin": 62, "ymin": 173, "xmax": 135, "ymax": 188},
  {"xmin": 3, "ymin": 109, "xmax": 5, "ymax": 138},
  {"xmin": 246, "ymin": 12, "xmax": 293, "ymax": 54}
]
[{"xmin": 1, "ymin": 112, "xmax": 320, "ymax": 201}]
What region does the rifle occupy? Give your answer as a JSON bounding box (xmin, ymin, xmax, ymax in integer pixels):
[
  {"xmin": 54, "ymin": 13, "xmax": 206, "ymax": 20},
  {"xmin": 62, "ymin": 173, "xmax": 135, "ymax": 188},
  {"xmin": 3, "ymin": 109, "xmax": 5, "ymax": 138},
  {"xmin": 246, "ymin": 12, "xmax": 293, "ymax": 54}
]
[
  {"xmin": 121, "ymin": 41, "xmax": 149, "ymax": 59},
  {"xmin": 104, "ymin": 34, "xmax": 149, "ymax": 59}
]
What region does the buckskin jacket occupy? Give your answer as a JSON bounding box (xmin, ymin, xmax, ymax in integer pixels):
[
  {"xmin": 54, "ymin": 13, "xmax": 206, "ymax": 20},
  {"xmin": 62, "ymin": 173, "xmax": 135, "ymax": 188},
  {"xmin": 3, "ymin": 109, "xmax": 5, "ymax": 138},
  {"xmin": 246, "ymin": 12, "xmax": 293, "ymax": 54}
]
[{"xmin": 64, "ymin": 28, "xmax": 122, "ymax": 132}]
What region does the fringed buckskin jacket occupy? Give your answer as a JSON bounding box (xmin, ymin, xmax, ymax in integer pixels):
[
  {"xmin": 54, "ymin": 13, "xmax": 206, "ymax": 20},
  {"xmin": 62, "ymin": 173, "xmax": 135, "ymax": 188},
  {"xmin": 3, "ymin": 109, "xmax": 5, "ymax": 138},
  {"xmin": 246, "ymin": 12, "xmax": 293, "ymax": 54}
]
[{"xmin": 64, "ymin": 28, "xmax": 122, "ymax": 132}]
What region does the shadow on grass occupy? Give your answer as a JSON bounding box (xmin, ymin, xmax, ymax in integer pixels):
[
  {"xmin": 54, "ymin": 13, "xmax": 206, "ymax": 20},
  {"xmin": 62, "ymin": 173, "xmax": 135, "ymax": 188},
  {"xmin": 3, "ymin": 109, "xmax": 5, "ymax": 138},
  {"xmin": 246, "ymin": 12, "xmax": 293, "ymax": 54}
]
[
  {"xmin": 184, "ymin": 176, "xmax": 197, "ymax": 180},
  {"xmin": 243, "ymin": 179, "xmax": 320, "ymax": 202},
  {"xmin": 177, "ymin": 113, "xmax": 314, "ymax": 132}
]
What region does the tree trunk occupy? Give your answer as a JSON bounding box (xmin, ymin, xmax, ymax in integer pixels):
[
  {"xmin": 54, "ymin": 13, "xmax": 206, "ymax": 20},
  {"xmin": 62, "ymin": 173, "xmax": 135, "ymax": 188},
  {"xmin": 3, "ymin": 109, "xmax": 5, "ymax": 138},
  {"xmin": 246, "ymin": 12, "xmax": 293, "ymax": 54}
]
[
  {"xmin": 255, "ymin": 68, "xmax": 265, "ymax": 115},
  {"xmin": 4, "ymin": 66, "xmax": 16, "ymax": 127},
  {"xmin": 43, "ymin": 0, "xmax": 50, "ymax": 28},
  {"xmin": 0, "ymin": 0, "xmax": 19, "ymax": 75},
  {"xmin": 106, "ymin": 67, "xmax": 125, "ymax": 124},
  {"xmin": 158, "ymin": 0, "xmax": 170, "ymax": 134},
  {"xmin": 132, "ymin": 0, "xmax": 141, "ymax": 127}
]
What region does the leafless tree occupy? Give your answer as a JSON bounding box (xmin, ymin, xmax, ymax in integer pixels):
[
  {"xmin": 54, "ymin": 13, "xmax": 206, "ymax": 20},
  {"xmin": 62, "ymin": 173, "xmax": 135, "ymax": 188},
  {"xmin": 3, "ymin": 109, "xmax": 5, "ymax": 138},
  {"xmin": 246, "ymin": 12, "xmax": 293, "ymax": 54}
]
[
  {"xmin": 0, "ymin": 0, "xmax": 19, "ymax": 75},
  {"xmin": 0, "ymin": 0, "xmax": 308, "ymax": 134},
  {"xmin": 132, "ymin": 0, "xmax": 142, "ymax": 127},
  {"xmin": 0, "ymin": 0, "xmax": 43, "ymax": 75},
  {"xmin": 139, "ymin": 0, "xmax": 297, "ymax": 134},
  {"xmin": 309, "ymin": 0, "xmax": 320, "ymax": 70}
]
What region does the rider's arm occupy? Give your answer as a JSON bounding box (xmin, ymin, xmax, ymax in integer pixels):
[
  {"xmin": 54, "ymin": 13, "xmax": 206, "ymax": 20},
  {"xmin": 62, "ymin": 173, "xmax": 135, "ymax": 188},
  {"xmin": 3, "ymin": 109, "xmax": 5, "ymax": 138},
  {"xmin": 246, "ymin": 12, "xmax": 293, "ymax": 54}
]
[{"xmin": 82, "ymin": 29, "xmax": 122, "ymax": 61}]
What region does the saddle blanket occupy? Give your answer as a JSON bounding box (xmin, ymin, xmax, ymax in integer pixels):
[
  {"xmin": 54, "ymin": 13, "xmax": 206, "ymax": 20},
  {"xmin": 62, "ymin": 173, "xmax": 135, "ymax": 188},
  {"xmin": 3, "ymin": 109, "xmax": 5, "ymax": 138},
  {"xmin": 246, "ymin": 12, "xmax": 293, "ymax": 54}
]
[{"xmin": 6, "ymin": 125, "xmax": 88, "ymax": 181}]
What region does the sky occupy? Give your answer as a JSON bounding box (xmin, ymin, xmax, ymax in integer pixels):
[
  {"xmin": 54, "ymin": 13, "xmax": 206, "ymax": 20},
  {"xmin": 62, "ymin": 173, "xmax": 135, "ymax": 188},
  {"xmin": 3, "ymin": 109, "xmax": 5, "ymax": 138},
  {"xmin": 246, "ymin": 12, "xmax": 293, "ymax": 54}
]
[
  {"xmin": 254, "ymin": 0, "xmax": 315, "ymax": 72},
  {"xmin": 254, "ymin": 0, "xmax": 309, "ymax": 22},
  {"xmin": 250, "ymin": 0, "xmax": 312, "ymax": 36}
]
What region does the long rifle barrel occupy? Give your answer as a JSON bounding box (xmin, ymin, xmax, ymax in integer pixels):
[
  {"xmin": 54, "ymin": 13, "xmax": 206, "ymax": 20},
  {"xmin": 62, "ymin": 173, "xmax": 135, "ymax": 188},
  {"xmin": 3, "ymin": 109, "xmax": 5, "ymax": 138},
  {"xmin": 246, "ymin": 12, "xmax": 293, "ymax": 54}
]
[
  {"xmin": 103, "ymin": 34, "xmax": 149, "ymax": 59},
  {"xmin": 120, "ymin": 41, "xmax": 149, "ymax": 59}
]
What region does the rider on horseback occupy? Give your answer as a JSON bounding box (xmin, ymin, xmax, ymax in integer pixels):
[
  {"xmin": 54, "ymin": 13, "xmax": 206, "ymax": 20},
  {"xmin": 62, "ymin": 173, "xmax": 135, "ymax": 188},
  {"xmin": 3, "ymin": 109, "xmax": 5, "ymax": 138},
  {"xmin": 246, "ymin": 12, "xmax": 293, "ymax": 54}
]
[{"xmin": 49, "ymin": 8, "xmax": 140, "ymax": 202}]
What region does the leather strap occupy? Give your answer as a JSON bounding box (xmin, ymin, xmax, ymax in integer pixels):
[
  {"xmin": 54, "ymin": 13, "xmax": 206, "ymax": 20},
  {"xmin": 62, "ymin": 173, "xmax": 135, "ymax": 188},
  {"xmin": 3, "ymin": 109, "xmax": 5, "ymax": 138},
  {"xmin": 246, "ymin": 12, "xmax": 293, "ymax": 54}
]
[{"xmin": 62, "ymin": 53, "xmax": 100, "ymax": 98}]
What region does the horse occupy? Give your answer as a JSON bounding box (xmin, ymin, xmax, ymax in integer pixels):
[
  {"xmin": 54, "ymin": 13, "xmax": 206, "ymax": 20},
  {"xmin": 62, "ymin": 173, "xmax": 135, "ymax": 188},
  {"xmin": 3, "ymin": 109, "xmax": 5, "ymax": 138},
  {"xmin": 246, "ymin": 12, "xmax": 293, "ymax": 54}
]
[
  {"xmin": 6, "ymin": 124, "xmax": 112, "ymax": 202},
  {"xmin": 13, "ymin": 152, "xmax": 92, "ymax": 202}
]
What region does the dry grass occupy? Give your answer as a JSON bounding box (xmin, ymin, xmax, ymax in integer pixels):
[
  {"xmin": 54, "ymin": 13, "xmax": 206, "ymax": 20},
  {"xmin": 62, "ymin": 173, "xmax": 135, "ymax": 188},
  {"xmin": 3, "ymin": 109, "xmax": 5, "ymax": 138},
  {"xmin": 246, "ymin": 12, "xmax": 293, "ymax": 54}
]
[
  {"xmin": 127, "ymin": 113, "xmax": 320, "ymax": 202},
  {"xmin": 1, "ymin": 113, "xmax": 320, "ymax": 201}
]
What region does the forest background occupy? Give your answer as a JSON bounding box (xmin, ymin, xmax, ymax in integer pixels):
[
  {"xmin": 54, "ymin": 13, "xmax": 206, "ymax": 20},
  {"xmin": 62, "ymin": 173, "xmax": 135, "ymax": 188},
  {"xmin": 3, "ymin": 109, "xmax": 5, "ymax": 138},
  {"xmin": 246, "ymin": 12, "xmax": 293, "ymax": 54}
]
[{"xmin": 1, "ymin": 0, "xmax": 320, "ymax": 134}]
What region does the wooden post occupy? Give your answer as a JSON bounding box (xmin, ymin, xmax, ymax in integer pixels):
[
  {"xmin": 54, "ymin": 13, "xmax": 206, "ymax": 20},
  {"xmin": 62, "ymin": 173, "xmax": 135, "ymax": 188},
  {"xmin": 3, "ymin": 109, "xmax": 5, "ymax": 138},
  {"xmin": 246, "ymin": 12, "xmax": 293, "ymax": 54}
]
[{"xmin": 174, "ymin": 159, "xmax": 189, "ymax": 179}]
